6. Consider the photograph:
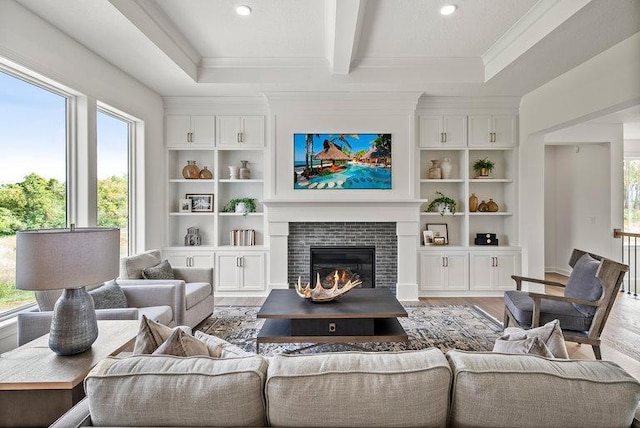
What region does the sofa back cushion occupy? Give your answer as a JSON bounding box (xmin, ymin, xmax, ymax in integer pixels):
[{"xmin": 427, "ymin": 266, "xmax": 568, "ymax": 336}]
[
  {"xmin": 265, "ymin": 348, "xmax": 451, "ymax": 427},
  {"xmin": 119, "ymin": 249, "xmax": 162, "ymax": 279},
  {"xmin": 447, "ymin": 350, "xmax": 640, "ymax": 428},
  {"xmin": 85, "ymin": 355, "xmax": 268, "ymax": 427}
]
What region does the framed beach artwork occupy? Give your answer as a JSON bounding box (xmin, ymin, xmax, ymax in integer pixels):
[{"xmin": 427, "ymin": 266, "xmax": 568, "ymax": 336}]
[
  {"xmin": 186, "ymin": 194, "xmax": 214, "ymax": 212},
  {"xmin": 293, "ymin": 133, "xmax": 392, "ymax": 190}
]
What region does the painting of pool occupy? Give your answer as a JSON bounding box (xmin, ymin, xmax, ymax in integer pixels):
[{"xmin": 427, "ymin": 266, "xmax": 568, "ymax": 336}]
[{"xmin": 294, "ymin": 133, "xmax": 392, "ymax": 190}]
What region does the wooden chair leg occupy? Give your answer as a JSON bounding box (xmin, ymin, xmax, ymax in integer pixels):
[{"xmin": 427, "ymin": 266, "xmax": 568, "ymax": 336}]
[{"xmin": 592, "ymin": 345, "xmax": 602, "ymax": 360}]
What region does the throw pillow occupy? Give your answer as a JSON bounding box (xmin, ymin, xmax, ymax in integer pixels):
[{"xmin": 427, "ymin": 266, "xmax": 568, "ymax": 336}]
[
  {"xmin": 132, "ymin": 315, "xmax": 193, "ymax": 354},
  {"xmin": 88, "ymin": 281, "xmax": 128, "ymax": 310},
  {"xmin": 195, "ymin": 331, "xmax": 253, "ymax": 358},
  {"xmin": 142, "ymin": 259, "xmax": 175, "ymax": 280},
  {"xmin": 564, "ymin": 253, "xmax": 603, "ymax": 316},
  {"xmin": 493, "ymin": 336, "xmax": 554, "ymax": 358},
  {"xmin": 153, "ymin": 328, "xmax": 209, "ymax": 357},
  {"xmin": 503, "ymin": 319, "xmax": 569, "ymax": 359}
]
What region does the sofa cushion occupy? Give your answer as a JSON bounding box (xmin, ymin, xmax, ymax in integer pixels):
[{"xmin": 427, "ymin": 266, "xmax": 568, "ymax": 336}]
[
  {"xmin": 185, "ymin": 282, "xmax": 212, "ymax": 310},
  {"xmin": 492, "ymin": 336, "xmax": 554, "ymax": 358},
  {"xmin": 503, "ymin": 319, "xmax": 569, "ymax": 359},
  {"xmin": 265, "ymin": 348, "xmax": 451, "ymax": 427},
  {"xmin": 142, "ymin": 259, "xmax": 175, "ymax": 280},
  {"xmin": 153, "ymin": 328, "xmax": 209, "ymax": 357},
  {"xmin": 447, "ymin": 350, "xmax": 640, "ymax": 428},
  {"xmin": 137, "ymin": 305, "xmax": 173, "ymax": 326},
  {"xmin": 120, "ymin": 249, "xmax": 162, "ymax": 279},
  {"xmin": 504, "ymin": 290, "xmax": 593, "ymax": 332},
  {"xmin": 133, "ymin": 315, "xmax": 191, "ymax": 354},
  {"xmin": 195, "ymin": 331, "xmax": 253, "ymax": 358},
  {"xmin": 88, "ymin": 281, "xmax": 127, "ymax": 309},
  {"xmin": 85, "ymin": 355, "xmax": 268, "ymax": 427},
  {"xmin": 565, "ymin": 253, "xmax": 603, "ymax": 316}
]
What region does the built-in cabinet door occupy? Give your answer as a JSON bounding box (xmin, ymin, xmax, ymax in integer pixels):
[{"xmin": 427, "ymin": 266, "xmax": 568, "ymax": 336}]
[
  {"xmin": 216, "ymin": 116, "xmax": 264, "ymax": 148},
  {"xmin": 189, "ymin": 116, "xmax": 215, "ymax": 147},
  {"xmin": 166, "ymin": 115, "xmax": 214, "ymax": 148},
  {"xmin": 492, "ymin": 116, "xmax": 516, "ymax": 148},
  {"xmin": 468, "ymin": 115, "xmax": 516, "ymax": 148},
  {"xmin": 216, "ymin": 116, "xmax": 242, "ymax": 148},
  {"xmin": 166, "ymin": 115, "xmax": 191, "ymax": 148},
  {"xmin": 419, "ymin": 116, "xmax": 444, "ymax": 148},
  {"xmin": 216, "ymin": 253, "xmax": 240, "ymax": 290},
  {"xmin": 239, "ymin": 253, "xmax": 265, "ymax": 290},
  {"xmin": 444, "ymin": 253, "xmax": 468, "ymax": 290},
  {"xmin": 164, "ymin": 251, "xmax": 214, "ymax": 268},
  {"xmin": 240, "ymin": 116, "xmax": 265, "ymax": 148},
  {"xmin": 469, "ymin": 254, "xmax": 493, "ymax": 290},
  {"xmin": 442, "ymin": 116, "xmax": 467, "ymax": 147},
  {"xmin": 420, "ymin": 252, "xmax": 468, "ymax": 291},
  {"xmin": 494, "ymin": 253, "xmax": 519, "ymax": 290},
  {"xmin": 420, "ymin": 254, "xmax": 446, "ymax": 290},
  {"xmin": 468, "ymin": 116, "xmax": 492, "ymax": 147},
  {"xmin": 469, "ymin": 252, "xmax": 519, "ymax": 290}
]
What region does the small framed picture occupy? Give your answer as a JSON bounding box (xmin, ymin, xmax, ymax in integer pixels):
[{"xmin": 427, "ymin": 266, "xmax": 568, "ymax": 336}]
[
  {"xmin": 423, "ymin": 230, "xmax": 434, "ymax": 246},
  {"xmin": 179, "ymin": 198, "xmax": 192, "ymax": 213},
  {"xmin": 426, "ymin": 223, "xmax": 448, "ymax": 244},
  {"xmin": 186, "ymin": 194, "xmax": 214, "ymax": 212}
]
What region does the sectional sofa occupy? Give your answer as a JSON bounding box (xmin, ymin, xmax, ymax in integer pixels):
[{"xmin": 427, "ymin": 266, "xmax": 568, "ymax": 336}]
[{"xmin": 52, "ymin": 348, "xmax": 640, "ymax": 427}]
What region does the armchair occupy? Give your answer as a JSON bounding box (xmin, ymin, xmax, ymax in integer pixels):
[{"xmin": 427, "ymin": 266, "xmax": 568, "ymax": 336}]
[
  {"xmin": 119, "ymin": 249, "xmax": 214, "ymax": 328},
  {"xmin": 504, "ymin": 248, "xmax": 628, "ymax": 359}
]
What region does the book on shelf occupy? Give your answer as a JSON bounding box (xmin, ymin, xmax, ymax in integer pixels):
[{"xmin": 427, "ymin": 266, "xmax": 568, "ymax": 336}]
[{"xmin": 230, "ymin": 229, "xmax": 256, "ymax": 246}]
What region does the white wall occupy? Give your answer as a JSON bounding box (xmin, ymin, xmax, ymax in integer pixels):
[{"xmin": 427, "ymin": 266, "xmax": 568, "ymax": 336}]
[
  {"xmin": 519, "ymin": 31, "xmax": 640, "ymax": 281},
  {"xmin": 0, "ymin": 1, "xmax": 163, "ymax": 353}
]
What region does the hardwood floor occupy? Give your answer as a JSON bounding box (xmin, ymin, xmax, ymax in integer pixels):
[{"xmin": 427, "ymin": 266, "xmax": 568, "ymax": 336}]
[{"xmin": 215, "ymin": 277, "xmax": 640, "ymax": 380}]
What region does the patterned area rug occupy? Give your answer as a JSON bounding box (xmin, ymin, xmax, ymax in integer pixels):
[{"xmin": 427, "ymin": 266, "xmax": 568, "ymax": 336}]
[{"xmin": 196, "ymin": 304, "xmax": 504, "ymax": 356}]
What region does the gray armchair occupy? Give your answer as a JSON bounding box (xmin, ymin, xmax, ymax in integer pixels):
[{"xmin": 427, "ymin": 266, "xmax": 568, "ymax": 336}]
[
  {"xmin": 119, "ymin": 249, "xmax": 214, "ymax": 327},
  {"xmin": 504, "ymin": 248, "xmax": 628, "ymax": 360}
]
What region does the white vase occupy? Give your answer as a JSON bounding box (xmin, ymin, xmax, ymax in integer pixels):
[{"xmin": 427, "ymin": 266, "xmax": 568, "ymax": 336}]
[
  {"xmin": 228, "ymin": 165, "xmax": 238, "ymax": 179},
  {"xmin": 235, "ymin": 202, "xmax": 247, "ymax": 214},
  {"xmin": 440, "ymin": 157, "xmax": 452, "ymax": 179}
]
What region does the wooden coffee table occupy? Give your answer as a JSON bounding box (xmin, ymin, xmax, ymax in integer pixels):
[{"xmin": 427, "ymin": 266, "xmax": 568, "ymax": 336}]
[{"xmin": 256, "ymin": 288, "xmax": 408, "ymax": 352}]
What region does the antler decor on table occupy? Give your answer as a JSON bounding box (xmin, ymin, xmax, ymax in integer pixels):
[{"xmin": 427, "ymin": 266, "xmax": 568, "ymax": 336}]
[{"xmin": 295, "ymin": 271, "xmax": 362, "ymax": 302}]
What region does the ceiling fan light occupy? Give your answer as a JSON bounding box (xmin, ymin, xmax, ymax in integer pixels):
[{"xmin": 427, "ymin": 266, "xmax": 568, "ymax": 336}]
[
  {"xmin": 236, "ymin": 5, "xmax": 252, "ymax": 16},
  {"xmin": 440, "ymin": 4, "xmax": 457, "ymax": 16}
]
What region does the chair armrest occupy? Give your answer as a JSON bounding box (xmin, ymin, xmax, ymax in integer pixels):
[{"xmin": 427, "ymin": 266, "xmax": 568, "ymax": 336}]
[
  {"xmin": 173, "ymin": 267, "xmax": 213, "ymax": 285},
  {"xmin": 120, "ymin": 282, "xmax": 186, "ymax": 326},
  {"xmin": 511, "ymin": 275, "xmax": 567, "ymax": 291},
  {"xmin": 525, "ymin": 291, "xmax": 601, "ymax": 307},
  {"xmin": 50, "ymin": 397, "xmax": 92, "ymax": 427}
]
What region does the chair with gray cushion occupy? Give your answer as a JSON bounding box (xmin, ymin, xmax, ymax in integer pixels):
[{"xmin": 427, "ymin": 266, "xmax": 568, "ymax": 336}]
[
  {"xmin": 119, "ymin": 249, "xmax": 214, "ymax": 328},
  {"xmin": 504, "ymin": 248, "xmax": 628, "ymax": 359}
]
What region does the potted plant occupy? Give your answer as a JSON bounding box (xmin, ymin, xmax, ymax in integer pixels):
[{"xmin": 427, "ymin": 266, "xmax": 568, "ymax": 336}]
[
  {"xmin": 426, "ymin": 191, "xmax": 457, "ymax": 215},
  {"xmin": 472, "ymin": 157, "xmax": 495, "ymax": 178},
  {"xmin": 222, "ymin": 198, "xmax": 257, "ymax": 214}
]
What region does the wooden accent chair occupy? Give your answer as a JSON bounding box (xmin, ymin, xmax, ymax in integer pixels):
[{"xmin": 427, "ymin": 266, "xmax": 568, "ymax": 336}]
[{"xmin": 504, "ymin": 249, "xmax": 628, "ymax": 360}]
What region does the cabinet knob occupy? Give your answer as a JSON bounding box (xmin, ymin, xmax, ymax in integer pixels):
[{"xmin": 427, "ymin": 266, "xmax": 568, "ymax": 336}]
[{"xmin": 443, "ymin": 132, "xmax": 447, "ymax": 143}]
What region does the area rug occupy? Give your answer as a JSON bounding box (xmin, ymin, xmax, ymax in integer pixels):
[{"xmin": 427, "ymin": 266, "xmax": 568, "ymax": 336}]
[{"xmin": 196, "ymin": 304, "xmax": 504, "ymax": 356}]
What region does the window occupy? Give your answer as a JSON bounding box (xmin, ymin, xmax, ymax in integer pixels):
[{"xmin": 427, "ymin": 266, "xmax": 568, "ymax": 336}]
[
  {"xmin": 623, "ymin": 159, "xmax": 640, "ymax": 232},
  {"xmin": 0, "ymin": 69, "xmax": 68, "ymax": 314},
  {"xmin": 97, "ymin": 109, "xmax": 131, "ymax": 256}
]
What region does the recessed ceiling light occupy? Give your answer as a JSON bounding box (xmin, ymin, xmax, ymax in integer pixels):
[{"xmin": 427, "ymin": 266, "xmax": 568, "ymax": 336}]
[
  {"xmin": 236, "ymin": 5, "xmax": 252, "ymax": 16},
  {"xmin": 440, "ymin": 4, "xmax": 457, "ymax": 16}
]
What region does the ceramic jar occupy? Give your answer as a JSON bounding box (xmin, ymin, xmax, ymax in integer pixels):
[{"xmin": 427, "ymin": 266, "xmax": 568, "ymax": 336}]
[
  {"xmin": 440, "ymin": 157, "xmax": 452, "ymax": 179},
  {"xmin": 477, "ymin": 200, "xmax": 488, "ymax": 212},
  {"xmin": 182, "ymin": 160, "xmax": 200, "ymax": 179},
  {"xmin": 239, "ymin": 160, "xmax": 250, "ymax": 179},
  {"xmin": 199, "ymin": 166, "xmax": 213, "ymax": 179},
  {"xmin": 235, "ymin": 202, "xmax": 248, "ymax": 214},
  {"xmin": 469, "ymin": 193, "xmax": 478, "ymax": 212},
  {"xmin": 428, "ymin": 160, "xmax": 442, "ymax": 179},
  {"xmin": 228, "ymin": 165, "xmax": 239, "ymax": 179},
  {"xmin": 487, "ymin": 198, "xmax": 499, "ymax": 212}
]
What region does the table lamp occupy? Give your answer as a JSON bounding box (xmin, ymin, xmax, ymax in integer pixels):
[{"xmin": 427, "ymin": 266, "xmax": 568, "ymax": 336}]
[{"xmin": 16, "ymin": 226, "xmax": 120, "ymax": 355}]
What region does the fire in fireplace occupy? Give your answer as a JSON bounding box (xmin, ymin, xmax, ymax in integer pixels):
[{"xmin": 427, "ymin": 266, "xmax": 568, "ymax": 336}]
[{"xmin": 310, "ymin": 246, "xmax": 375, "ymax": 288}]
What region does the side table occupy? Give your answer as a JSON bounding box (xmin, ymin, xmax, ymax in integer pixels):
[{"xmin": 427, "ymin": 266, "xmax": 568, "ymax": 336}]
[{"xmin": 0, "ymin": 319, "xmax": 139, "ymax": 428}]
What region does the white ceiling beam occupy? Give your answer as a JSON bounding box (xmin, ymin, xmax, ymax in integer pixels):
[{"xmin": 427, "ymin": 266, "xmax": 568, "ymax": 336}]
[
  {"xmin": 325, "ymin": 0, "xmax": 367, "ymax": 75},
  {"xmin": 482, "ymin": 0, "xmax": 592, "ymax": 82},
  {"xmin": 108, "ymin": 0, "xmax": 200, "ymax": 81}
]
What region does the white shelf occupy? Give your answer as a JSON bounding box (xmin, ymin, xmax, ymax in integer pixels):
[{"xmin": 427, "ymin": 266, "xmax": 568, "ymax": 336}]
[
  {"xmin": 468, "ymin": 212, "xmax": 513, "ymax": 216},
  {"xmin": 167, "ymin": 147, "xmax": 215, "ymax": 151},
  {"xmin": 219, "ymin": 179, "xmax": 264, "ymax": 183},
  {"xmin": 469, "ymin": 178, "xmax": 512, "ymax": 183},
  {"xmin": 420, "ymin": 212, "xmax": 465, "ymax": 216},
  {"xmin": 169, "ymin": 179, "xmax": 216, "ymax": 183},
  {"xmin": 169, "ymin": 212, "xmax": 216, "ymax": 216},
  {"xmin": 420, "ymin": 179, "xmax": 464, "ymax": 183},
  {"xmin": 218, "ymin": 212, "xmax": 264, "ymax": 216}
]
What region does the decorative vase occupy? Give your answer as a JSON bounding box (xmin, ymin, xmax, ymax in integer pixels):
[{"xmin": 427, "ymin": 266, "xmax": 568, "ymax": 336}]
[
  {"xmin": 228, "ymin": 165, "xmax": 238, "ymax": 179},
  {"xmin": 477, "ymin": 200, "xmax": 489, "ymax": 212},
  {"xmin": 440, "ymin": 157, "xmax": 452, "ymax": 179},
  {"xmin": 477, "ymin": 168, "xmax": 490, "ymax": 178},
  {"xmin": 428, "ymin": 160, "xmax": 442, "ymax": 179},
  {"xmin": 198, "ymin": 166, "xmax": 213, "ymax": 179},
  {"xmin": 469, "ymin": 193, "xmax": 478, "ymax": 212},
  {"xmin": 239, "ymin": 160, "xmax": 250, "ymax": 179},
  {"xmin": 487, "ymin": 198, "xmax": 499, "ymax": 212},
  {"xmin": 235, "ymin": 202, "xmax": 248, "ymax": 215},
  {"xmin": 184, "ymin": 227, "xmax": 202, "ymax": 246},
  {"xmin": 182, "ymin": 160, "xmax": 200, "ymax": 179}
]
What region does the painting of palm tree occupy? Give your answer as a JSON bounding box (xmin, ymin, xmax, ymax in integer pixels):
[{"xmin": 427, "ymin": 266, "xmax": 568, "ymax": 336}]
[{"xmin": 294, "ymin": 133, "xmax": 391, "ymax": 190}]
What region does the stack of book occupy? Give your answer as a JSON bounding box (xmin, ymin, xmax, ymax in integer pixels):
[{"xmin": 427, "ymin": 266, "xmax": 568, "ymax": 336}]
[{"xmin": 230, "ymin": 229, "xmax": 256, "ymax": 246}]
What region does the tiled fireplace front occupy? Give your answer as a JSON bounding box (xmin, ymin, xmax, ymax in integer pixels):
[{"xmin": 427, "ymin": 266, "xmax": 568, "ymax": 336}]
[{"xmin": 288, "ymin": 222, "xmax": 397, "ymax": 292}]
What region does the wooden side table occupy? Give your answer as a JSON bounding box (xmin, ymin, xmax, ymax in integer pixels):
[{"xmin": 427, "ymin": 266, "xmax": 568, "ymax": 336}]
[{"xmin": 0, "ymin": 320, "xmax": 139, "ymax": 428}]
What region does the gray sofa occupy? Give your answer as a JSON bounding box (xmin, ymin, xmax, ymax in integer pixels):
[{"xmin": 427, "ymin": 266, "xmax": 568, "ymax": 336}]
[{"xmin": 51, "ymin": 349, "xmax": 640, "ymax": 428}]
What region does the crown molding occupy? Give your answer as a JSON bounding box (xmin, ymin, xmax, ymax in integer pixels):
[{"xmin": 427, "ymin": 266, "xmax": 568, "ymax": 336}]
[
  {"xmin": 264, "ymin": 91, "xmax": 422, "ymax": 113},
  {"xmin": 416, "ymin": 96, "xmax": 521, "ymax": 114},
  {"xmin": 200, "ymin": 57, "xmax": 328, "ymax": 69}
]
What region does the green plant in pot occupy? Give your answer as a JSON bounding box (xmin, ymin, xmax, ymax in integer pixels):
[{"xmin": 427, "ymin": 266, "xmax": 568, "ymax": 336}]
[
  {"xmin": 426, "ymin": 191, "xmax": 456, "ymax": 215},
  {"xmin": 472, "ymin": 157, "xmax": 495, "ymax": 178},
  {"xmin": 222, "ymin": 198, "xmax": 257, "ymax": 214}
]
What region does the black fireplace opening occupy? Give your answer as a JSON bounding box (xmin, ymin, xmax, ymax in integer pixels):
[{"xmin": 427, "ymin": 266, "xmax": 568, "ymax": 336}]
[{"xmin": 310, "ymin": 246, "xmax": 375, "ymax": 288}]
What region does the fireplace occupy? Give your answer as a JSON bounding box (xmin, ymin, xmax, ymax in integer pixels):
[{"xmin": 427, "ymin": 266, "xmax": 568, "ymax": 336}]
[{"xmin": 310, "ymin": 246, "xmax": 375, "ymax": 288}]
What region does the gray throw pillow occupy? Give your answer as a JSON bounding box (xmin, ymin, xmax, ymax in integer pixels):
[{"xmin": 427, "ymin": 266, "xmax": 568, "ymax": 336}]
[
  {"xmin": 564, "ymin": 253, "xmax": 603, "ymax": 316},
  {"xmin": 142, "ymin": 259, "xmax": 175, "ymax": 280},
  {"xmin": 89, "ymin": 281, "xmax": 127, "ymax": 309},
  {"xmin": 493, "ymin": 336, "xmax": 554, "ymax": 358},
  {"xmin": 153, "ymin": 329, "xmax": 209, "ymax": 357}
]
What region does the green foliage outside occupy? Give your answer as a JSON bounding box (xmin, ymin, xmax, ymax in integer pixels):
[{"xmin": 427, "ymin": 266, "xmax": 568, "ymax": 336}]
[
  {"xmin": 0, "ymin": 173, "xmax": 128, "ymax": 310},
  {"xmin": 624, "ymin": 160, "xmax": 640, "ymax": 232}
]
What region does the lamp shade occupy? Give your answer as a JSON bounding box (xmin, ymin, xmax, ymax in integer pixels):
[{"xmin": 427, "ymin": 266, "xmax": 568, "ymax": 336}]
[{"xmin": 16, "ymin": 227, "xmax": 120, "ymax": 290}]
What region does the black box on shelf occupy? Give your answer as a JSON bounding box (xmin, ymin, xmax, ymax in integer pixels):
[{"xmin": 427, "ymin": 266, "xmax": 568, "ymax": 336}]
[{"xmin": 475, "ymin": 233, "xmax": 498, "ymax": 246}]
